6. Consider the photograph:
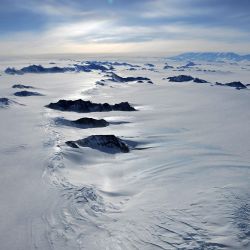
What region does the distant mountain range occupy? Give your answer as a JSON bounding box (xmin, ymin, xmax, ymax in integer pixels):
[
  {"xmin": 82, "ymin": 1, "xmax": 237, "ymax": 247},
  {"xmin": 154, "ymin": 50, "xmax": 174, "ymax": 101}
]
[{"xmin": 168, "ymin": 52, "xmax": 250, "ymax": 62}]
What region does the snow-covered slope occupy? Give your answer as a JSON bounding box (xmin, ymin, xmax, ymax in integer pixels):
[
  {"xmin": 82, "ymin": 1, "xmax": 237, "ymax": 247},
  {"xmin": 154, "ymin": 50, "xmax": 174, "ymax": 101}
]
[{"xmin": 0, "ymin": 56, "xmax": 250, "ymax": 249}]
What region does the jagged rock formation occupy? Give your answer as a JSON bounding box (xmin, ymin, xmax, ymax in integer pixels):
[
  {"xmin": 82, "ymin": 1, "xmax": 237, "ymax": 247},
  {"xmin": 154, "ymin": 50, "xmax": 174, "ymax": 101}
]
[
  {"xmin": 66, "ymin": 135, "xmax": 130, "ymax": 153},
  {"xmin": 46, "ymin": 99, "xmax": 136, "ymax": 112}
]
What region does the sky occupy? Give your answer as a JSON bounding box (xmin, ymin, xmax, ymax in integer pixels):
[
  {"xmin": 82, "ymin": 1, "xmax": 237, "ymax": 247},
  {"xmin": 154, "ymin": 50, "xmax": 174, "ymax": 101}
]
[{"xmin": 0, "ymin": 0, "xmax": 250, "ymax": 55}]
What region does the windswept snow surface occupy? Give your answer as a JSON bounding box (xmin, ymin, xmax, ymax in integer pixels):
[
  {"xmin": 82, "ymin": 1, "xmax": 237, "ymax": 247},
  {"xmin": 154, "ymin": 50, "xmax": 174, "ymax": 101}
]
[{"xmin": 0, "ymin": 56, "xmax": 250, "ymax": 250}]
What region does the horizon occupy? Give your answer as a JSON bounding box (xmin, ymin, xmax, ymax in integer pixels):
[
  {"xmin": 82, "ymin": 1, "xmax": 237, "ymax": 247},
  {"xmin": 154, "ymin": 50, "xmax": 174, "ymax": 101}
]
[{"xmin": 1, "ymin": 0, "xmax": 250, "ymax": 56}]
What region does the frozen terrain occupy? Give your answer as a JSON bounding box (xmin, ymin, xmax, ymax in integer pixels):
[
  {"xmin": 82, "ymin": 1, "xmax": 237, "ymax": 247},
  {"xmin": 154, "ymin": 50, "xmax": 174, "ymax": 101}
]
[{"xmin": 0, "ymin": 55, "xmax": 250, "ymax": 250}]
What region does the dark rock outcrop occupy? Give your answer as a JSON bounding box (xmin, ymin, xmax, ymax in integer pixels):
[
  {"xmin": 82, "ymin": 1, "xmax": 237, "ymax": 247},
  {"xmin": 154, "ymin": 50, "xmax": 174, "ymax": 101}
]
[
  {"xmin": 46, "ymin": 99, "xmax": 136, "ymax": 113},
  {"xmin": 5, "ymin": 68, "xmax": 23, "ymax": 75},
  {"xmin": 73, "ymin": 65, "xmax": 91, "ymax": 72},
  {"xmin": 216, "ymin": 81, "xmax": 247, "ymax": 89},
  {"xmin": 96, "ymin": 80, "xmax": 105, "ymax": 86},
  {"xmin": 178, "ymin": 61, "xmax": 196, "ymax": 69},
  {"xmin": 73, "ymin": 118, "xmax": 109, "ymax": 128},
  {"xmin": 215, "ymin": 82, "xmax": 224, "ymax": 86},
  {"xmin": 193, "ymin": 78, "xmax": 208, "ymax": 83},
  {"xmin": 163, "ymin": 63, "xmax": 174, "ymax": 69},
  {"xmin": 55, "ymin": 117, "xmax": 109, "ymax": 129},
  {"xmin": 164, "ymin": 65, "xmax": 174, "ymax": 69},
  {"xmin": 110, "ymin": 72, "xmax": 150, "ymax": 83},
  {"xmin": 0, "ymin": 98, "xmax": 11, "ymax": 107},
  {"xmin": 225, "ymin": 81, "xmax": 247, "ymax": 89},
  {"xmin": 79, "ymin": 62, "xmax": 110, "ymax": 71},
  {"xmin": 167, "ymin": 75, "xmax": 208, "ymax": 83},
  {"xmin": 5, "ymin": 63, "xmax": 110, "ymax": 75},
  {"xmin": 5, "ymin": 65, "xmax": 75, "ymax": 75},
  {"xmin": 14, "ymin": 91, "xmax": 44, "ymax": 97},
  {"xmin": 167, "ymin": 75, "xmax": 194, "ymax": 82},
  {"xmin": 86, "ymin": 61, "xmax": 139, "ymax": 68},
  {"xmin": 23, "ymin": 65, "xmax": 74, "ymax": 73},
  {"xmin": 185, "ymin": 61, "xmax": 196, "ymax": 67},
  {"xmin": 128, "ymin": 67, "xmax": 137, "ymax": 71},
  {"xmin": 12, "ymin": 84, "xmax": 34, "ymax": 89},
  {"xmin": 66, "ymin": 135, "xmax": 130, "ymax": 153}
]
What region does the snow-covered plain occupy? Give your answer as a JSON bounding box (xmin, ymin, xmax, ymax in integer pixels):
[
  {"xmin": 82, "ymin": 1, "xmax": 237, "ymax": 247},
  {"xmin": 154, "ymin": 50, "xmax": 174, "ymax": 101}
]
[{"xmin": 0, "ymin": 55, "xmax": 250, "ymax": 249}]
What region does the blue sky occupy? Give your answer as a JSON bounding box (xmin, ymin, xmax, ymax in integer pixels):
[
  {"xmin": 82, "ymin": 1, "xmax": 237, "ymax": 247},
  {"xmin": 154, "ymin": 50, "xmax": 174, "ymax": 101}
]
[{"xmin": 0, "ymin": 0, "xmax": 250, "ymax": 55}]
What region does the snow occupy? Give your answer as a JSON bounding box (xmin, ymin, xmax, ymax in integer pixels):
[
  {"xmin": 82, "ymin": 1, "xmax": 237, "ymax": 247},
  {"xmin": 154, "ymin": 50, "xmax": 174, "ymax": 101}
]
[{"xmin": 0, "ymin": 56, "xmax": 250, "ymax": 249}]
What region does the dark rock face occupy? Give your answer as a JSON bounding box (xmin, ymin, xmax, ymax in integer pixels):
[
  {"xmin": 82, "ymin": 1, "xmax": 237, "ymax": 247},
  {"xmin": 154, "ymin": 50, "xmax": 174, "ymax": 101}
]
[
  {"xmin": 0, "ymin": 98, "xmax": 11, "ymax": 107},
  {"xmin": 12, "ymin": 84, "xmax": 34, "ymax": 89},
  {"xmin": 73, "ymin": 65, "xmax": 91, "ymax": 72},
  {"xmin": 85, "ymin": 62, "xmax": 109, "ymax": 71},
  {"xmin": 14, "ymin": 91, "xmax": 44, "ymax": 97},
  {"xmin": 66, "ymin": 141, "xmax": 79, "ymax": 148},
  {"xmin": 215, "ymin": 82, "xmax": 224, "ymax": 86},
  {"xmin": 163, "ymin": 63, "xmax": 174, "ymax": 69},
  {"xmin": 54, "ymin": 117, "xmax": 109, "ymax": 128},
  {"xmin": 46, "ymin": 99, "xmax": 136, "ymax": 113},
  {"xmin": 5, "ymin": 68, "xmax": 22, "ymax": 75},
  {"xmin": 225, "ymin": 81, "xmax": 246, "ymax": 89},
  {"xmin": 167, "ymin": 75, "xmax": 194, "ymax": 82},
  {"xmin": 73, "ymin": 118, "xmax": 109, "ymax": 127},
  {"xmin": 193, "ymin": 78, "xmax": 208, "ymax": 83},
  {"xmin": 216, "ymin": 81, "xmax": 247, "ymax": 89},
  {"xmin": 185, "ymin": 61, "xmax": 196, "ymax": 67},
  {"xmin": 164, "ymin": 65, "xmax": 174, "ymax": 69},
  {"xmin": 110, "ymin": 72, "xmax": 150, "ymax": 83},
  {"xmin": 167, "ymin": 75, "xmax": 208, "ymax": 83},
  {"xmin": 24, "ymin": 65, "xmax": 74, "ymax": 73},
  {"xmin": 66, "ymin": 135, "xmax": 130, "ymax": 153},
  {"xmin": 85, "ymin": 61, "xmax": 139, "ymax": 68},
  {"xmin": 96, "ymin": 80, "xmax": 105, "ymax": 86},
  {"xmin": 128, "ymin": 67, "xmax": 137, "ymax": 71}
]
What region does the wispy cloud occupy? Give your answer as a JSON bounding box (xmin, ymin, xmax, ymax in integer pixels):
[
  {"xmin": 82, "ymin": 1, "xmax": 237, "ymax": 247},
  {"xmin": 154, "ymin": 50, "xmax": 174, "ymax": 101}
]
[{"xmin": 0, "ymin": 0, "xmax": 249, "ymax": 55}]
